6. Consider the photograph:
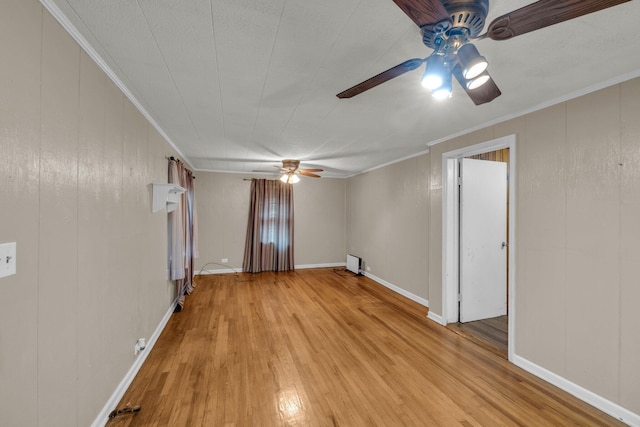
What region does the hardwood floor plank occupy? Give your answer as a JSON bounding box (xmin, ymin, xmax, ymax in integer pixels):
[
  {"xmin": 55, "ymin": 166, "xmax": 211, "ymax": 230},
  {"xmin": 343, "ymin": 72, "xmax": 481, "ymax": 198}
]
[
  {"xmin": 106, "ymin": 269, "xmax": 623, "ymax": 426},
  {"xmin": 447, "ymin": 315, "xmax": 509, "ymax": 358}
]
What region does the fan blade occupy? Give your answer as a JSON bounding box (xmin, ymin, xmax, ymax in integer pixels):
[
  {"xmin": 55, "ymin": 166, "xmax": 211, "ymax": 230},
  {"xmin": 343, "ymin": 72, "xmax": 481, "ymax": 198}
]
[
  {"xmin": 392, "ymin": 0, "xmax": 450, "ymax": 27},
  {"xmin": 485, "ymin": 0, "xmax": 630, "ymax": 41},
  {"xmin": 452, "ymin": 64, "xmax": 501, "ymax": 105},
  {"xmin": 299, "ymin": 170, "xmax": 321, "ymax": 178},
  {"xmin": 299, "ymin": 168, "xmax": 323, "ymax": 173},
  {"xmin": 337, "ymin": 58, "xmax": 424, "ymax": 99}
]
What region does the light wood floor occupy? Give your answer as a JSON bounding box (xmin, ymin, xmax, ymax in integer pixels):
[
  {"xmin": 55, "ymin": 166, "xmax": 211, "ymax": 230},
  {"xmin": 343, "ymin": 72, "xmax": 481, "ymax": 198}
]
[{"xmin": 108, "ymin": 268, "xmax": 623, "ymax": 426}]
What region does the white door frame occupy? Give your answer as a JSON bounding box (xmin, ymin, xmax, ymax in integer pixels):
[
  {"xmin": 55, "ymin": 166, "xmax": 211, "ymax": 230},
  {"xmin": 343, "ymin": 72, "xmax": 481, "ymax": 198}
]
[{"xmin": 441, "ymin": 134, "xmax": 516, "ymax": 361}]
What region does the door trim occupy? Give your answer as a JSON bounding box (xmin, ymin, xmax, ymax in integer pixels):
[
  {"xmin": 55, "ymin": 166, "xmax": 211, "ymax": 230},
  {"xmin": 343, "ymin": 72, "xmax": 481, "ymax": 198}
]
[{"xmin": 441, "ymin": 134, "xmax": 516, "ymax": 361}]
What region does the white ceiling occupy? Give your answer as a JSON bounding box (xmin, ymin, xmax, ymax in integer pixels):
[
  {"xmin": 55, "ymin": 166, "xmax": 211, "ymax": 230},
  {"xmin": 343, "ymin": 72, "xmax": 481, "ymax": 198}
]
[{"xmin": 43, "ymin": 0, "xmax": 640, "ymax": 177}]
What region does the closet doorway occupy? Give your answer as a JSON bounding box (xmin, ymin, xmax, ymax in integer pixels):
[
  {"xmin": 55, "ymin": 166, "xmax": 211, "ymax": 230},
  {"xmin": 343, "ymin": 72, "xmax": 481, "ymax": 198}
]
[{"xmin": 441, "ymin": 135, "xmax": 516, "ymax": 360}]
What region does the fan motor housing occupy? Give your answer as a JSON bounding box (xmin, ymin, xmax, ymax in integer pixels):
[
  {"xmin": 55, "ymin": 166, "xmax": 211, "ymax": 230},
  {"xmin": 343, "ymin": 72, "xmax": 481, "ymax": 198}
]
[
  {"xmin": 282, "ymin": 159, "xmax": 300, "ymax": 171},
  {"xmin": 422, "ymin": 0, "xmax": 489, "ymax": 48}
]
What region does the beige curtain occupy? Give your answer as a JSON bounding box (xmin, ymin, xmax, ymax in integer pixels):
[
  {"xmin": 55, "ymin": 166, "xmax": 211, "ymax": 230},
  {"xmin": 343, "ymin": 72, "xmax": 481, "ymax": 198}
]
[
  {"xmin": 168, "ymin": 158, "xmax": 199, "ymax": 311},
  {"xmin": 243, "ymin": 179, "xmax": 294, "ymax": 273}
]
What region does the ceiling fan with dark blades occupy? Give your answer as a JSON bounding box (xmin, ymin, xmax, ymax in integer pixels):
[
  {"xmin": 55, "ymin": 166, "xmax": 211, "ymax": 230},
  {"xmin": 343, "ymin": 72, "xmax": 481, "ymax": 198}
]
[{"xmin": 336, "ymin": 0, "xmax": 630, "ymax": 105}]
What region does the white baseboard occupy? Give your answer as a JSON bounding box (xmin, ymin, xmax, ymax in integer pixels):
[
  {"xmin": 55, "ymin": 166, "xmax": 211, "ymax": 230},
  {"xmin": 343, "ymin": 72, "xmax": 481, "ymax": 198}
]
[
  {"xmin": 512, "ymin": 354, "xmax": 639, "ymax": 427},
  {"xmin": 195, "ymin": 263, "xmax": 346, "ymax": 275},
  {"xmin": 91, "ymin": 298, "xmax": 178, "ymax": 427},
  {"xmin": 295, "ymin": 262, "xmax": 346, "ymax": 269},
  {"xmin": 427, "ymin": 310, "xmax": 446, "ymax": 325},
  {"xmin": 364, "ymin": 272, "xmax": 429, "ymax": 308}
]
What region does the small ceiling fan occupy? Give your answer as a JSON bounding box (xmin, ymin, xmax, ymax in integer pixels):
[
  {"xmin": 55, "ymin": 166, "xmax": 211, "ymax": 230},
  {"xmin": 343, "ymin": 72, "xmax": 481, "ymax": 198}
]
[
  {"xmin": 336, "ymin": 0, "xmax": 630, "ymax": 105},
  {"xmin": 276, "ymin": 159, "xmax": 324, "ymax": 184}
]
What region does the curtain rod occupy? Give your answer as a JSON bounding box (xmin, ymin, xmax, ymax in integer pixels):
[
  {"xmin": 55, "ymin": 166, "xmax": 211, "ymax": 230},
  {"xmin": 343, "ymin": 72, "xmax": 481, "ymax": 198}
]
[{"xmin": 166, "ymin": 156, "xmax": 195, "ymax": 179}]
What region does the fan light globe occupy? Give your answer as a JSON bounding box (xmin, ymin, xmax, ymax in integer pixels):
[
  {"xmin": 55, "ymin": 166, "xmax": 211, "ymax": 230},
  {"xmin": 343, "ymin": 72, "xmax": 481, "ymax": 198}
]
[
  {"xmin": 465, "ymin": 61, "xmax": 488, "ymax": 79},
  {"xmin": 280, "ymin": 173, "xmax": 299, "ymax": 184},
  {"xmin": 458, "ymin": 43, "xmax": 488, "ymax": 79},
  {"xmin": 432, "ymin": 71, "xmax": 452, "ymax": 100},
  {"xmin": 466, "ymin": 73, "xmax": 490, "ymax": 90},
  {"xmin": 432, "ymin": 86, "xmax": 452, "ymax": 100},
  {"xmin": 421, "ymin": 55, "xmax": 446, "ymax": 91},
  {"xmin": 421, "ymin": 74, "xmax": 442, "ymax": 90}
]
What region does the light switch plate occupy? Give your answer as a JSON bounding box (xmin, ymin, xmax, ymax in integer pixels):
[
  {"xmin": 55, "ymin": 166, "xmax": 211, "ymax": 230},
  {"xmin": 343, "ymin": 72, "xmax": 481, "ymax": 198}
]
[{"xmin": 0, "ymin": 242, "xmax": 17, "ymax": 278}]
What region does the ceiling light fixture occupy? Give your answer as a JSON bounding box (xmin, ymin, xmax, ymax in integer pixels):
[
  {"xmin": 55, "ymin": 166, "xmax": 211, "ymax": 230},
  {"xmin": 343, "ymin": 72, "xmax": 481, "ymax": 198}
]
[
  {"xmin": 280, "ymin": 173, "xmax": 300, "ymax": 184},
  {"xmin": 419, "ymin": 33, "xmax": 490, "ymax": 101},
  {"xmin": 457, "ymin": 43, "xmax": 488, "ymax": 80},
  {"xmin": 465, "ymin": 72, "xmax": 491, "ymax": 90},
  {"xmin": 432, "ymin": 71, "xmax": 452, "ymax": 100},
  {"xmin": 421, "ymin": 54, "xmax": 446, "ymax": 90}
]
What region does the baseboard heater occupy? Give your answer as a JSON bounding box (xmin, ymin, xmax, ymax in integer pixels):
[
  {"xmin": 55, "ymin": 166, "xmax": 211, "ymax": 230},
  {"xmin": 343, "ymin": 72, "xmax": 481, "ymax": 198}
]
[{"xmin": 346, "ymin": 254, "xmax": 363, "ymax": 276}]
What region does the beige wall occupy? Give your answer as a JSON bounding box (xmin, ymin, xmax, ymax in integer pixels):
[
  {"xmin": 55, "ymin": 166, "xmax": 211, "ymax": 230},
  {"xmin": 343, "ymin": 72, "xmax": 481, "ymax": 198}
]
[
  {"xmin": 0, "ymin": 1, "xmax": 177, "ymax": 425},
  {"xmin": 347, "ymin": 80, "xmax": 640, "ymax": 414},
  {"xmin": 293, "ymin": 176, "xmax": 347, "ymax": 266},
  {"xmin": 2, "ymin": 0, "xmax": 638, "ymax": 423},
  {"xmin": 196, "ymin": 173, "xmax": 346, "ymax": 271},
  {"xmin": 346, "ymin": 156, "xmax": 430, "ymax": 301}
]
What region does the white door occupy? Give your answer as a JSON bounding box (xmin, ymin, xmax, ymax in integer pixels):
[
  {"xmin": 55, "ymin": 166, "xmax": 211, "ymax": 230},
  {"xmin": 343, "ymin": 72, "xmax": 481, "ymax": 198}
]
[{"xmin": 459, "ymin": 158, "xmax": 507, "ymax": 323}]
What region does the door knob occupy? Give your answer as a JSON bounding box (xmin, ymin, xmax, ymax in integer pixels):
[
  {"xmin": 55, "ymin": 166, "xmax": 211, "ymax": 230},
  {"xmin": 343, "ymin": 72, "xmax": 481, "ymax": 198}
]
[{"xmin": 501, "ymin": 242, "xmax": 509, "ymax": 249}]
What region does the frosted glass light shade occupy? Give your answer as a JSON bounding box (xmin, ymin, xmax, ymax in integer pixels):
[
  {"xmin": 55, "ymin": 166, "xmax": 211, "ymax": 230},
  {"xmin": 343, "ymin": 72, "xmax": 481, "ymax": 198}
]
[{"xmin": 280, "ymin": 174, "xmax": 300, "ymax": 184}]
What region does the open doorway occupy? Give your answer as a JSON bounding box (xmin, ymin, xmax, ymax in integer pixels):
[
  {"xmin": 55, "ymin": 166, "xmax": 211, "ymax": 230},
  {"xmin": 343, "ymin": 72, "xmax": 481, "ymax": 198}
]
[{"xmin": 441, "ymin": 135, "xmax": 516, "ymax": 361}]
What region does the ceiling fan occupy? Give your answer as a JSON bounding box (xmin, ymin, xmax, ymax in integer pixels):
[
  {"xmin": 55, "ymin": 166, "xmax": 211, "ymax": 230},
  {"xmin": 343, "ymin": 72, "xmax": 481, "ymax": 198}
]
[
  {"xmin": 336, "ymin": 0, "xmax": 630, "ymax": 105},
  {"xmin": 276, "ymin": 159, "xmax": 324, "ymax": 184}
]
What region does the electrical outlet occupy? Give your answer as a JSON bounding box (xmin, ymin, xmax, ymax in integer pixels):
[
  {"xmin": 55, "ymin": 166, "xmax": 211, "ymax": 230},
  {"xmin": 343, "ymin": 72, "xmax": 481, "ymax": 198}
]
[
  {"xmin": 221, "ymin": 258, "xmax": 228, "ymax": 263},
  {"xmin": 134, "ymin": 338, "xmax": 146, "ymax": 355},
  {"xmin": 366, "ymin": 266, "xmax": 371, "ymax": 272},
  {"xmin": 0, "ymin": 242, "xmax": 16, "ymax": 278}
]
